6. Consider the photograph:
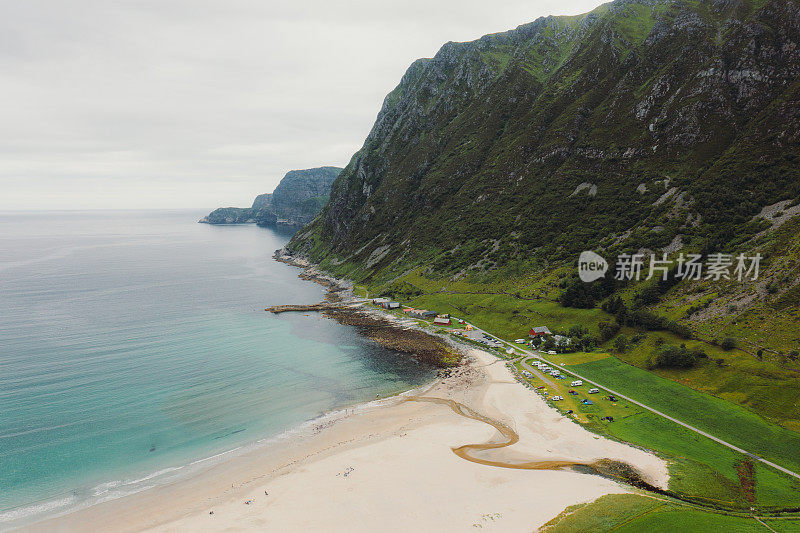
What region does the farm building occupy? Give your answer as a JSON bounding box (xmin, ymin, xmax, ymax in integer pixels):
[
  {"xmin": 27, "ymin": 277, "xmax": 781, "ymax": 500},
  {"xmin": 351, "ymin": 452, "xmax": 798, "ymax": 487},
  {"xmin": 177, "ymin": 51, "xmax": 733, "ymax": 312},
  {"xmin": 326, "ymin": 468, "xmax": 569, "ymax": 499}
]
[
  {"xmin": 433, "ymin": 316, "xmax": 451, "ymax": 326},
  {"xmin": 529, "ymin": 326, "xmax": 552, "ymax": 338}
]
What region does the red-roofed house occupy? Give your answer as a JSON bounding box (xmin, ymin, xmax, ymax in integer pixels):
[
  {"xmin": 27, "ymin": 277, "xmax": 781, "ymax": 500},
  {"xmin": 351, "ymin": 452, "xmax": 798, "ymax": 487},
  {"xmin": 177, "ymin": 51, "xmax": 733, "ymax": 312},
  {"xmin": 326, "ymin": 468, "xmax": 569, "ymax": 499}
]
[{"xmin": 529, "ymin": 326, "xmax": 552, "ymax": 338}]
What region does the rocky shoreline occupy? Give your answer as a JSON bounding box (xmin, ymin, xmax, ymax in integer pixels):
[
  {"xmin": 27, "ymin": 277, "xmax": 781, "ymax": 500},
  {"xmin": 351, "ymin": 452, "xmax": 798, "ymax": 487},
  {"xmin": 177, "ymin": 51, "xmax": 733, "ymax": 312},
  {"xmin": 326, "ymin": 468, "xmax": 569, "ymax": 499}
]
[{"xmin": 273, "ymin": 250, "xmax": 462, "ymax": 368}]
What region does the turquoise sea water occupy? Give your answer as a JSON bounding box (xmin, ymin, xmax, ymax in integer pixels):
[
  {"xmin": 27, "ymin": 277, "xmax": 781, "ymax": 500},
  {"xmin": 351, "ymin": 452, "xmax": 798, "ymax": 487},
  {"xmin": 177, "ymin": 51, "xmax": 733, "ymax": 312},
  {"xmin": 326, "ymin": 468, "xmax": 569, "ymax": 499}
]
[{"xmin": 0, "ymin": 210, "xmax": 434, "ymax": 528}]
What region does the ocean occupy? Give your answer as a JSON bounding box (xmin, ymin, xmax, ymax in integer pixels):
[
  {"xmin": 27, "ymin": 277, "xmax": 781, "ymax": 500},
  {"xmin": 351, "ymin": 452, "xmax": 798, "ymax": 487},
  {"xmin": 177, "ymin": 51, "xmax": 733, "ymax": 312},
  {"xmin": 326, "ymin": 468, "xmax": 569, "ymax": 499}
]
[{"xmin": 0, "ymin": 210, "xmax": 434, "ymax": 528}]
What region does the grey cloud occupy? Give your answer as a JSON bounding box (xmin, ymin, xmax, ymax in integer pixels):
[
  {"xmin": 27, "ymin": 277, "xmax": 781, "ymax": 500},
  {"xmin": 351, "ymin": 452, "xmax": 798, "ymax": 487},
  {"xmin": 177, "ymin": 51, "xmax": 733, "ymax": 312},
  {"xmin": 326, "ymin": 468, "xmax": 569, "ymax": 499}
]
[{"xmin": 0, "ymin": 0, "xmax": 603, "ymax": 209}]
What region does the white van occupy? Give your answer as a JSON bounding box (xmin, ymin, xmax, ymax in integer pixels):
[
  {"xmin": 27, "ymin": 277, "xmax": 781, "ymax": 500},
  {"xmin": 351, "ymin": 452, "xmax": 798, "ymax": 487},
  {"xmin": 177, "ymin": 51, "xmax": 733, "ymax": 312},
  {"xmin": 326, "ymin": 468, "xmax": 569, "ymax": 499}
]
[
  {"xmin": 571, "ymin": 380, "xmax": 583, "ymax": 387},
  {"xmin": 547, "ymin": 350, "xmax": 557, "ymax": 355},
  {"xmin": 588, "ymin": 388, "xmax": 599, "ymax": 394}
]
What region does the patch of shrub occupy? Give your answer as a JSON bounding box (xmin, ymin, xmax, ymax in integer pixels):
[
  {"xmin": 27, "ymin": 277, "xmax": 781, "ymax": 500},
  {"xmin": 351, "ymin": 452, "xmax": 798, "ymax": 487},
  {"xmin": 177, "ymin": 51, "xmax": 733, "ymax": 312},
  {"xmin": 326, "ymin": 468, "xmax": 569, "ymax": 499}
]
[
  {"xmin": 650, "ymin": 344, "xmax": 707, "ymax": 369},
  {"xmin": 598, "ymin": 321, "xmax": 621, "ymax": 342},
  {"xmin": 721, "ymin": 337, "xmax": 737, "ymax": 351},
  {"xmin": 614, "ymin": 334, "xmax": 630, "ymax": 353}
]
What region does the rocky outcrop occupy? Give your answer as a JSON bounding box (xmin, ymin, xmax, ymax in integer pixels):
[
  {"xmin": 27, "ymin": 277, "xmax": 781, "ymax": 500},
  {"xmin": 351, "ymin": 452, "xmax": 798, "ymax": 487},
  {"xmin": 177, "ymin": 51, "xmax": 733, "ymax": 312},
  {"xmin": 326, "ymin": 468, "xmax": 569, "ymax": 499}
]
[
  {"xmin": 200, "ymin": 167, "xmax": 341, "ymax": 227},
  {"xmin": 199, "ymin": 207, "xmax": 278, "ymax": 226}
]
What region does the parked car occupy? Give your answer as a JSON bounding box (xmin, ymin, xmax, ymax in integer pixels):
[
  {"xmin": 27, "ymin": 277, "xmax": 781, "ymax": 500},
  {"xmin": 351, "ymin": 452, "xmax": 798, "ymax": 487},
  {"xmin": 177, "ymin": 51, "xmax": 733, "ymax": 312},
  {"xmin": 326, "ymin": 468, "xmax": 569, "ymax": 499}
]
[{"xmin": 551, "ymin": 396, "xmax": 563, "ymax": 401}]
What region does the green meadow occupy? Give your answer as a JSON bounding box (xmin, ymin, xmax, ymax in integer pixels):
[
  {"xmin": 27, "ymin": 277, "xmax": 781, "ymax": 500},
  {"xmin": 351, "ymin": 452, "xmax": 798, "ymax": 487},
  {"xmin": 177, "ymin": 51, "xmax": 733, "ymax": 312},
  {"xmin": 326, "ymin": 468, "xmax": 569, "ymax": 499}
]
[
  {"xmin": 518, "ymin": 353, "xmax": 800, "ymax": 509},
  {"xmin": 541, "ymin": 494, "xmax": 800, "ymax": 532},
  {"xmin": 554, "ymin": 353, "xmax": 800, "ymax": 478}
]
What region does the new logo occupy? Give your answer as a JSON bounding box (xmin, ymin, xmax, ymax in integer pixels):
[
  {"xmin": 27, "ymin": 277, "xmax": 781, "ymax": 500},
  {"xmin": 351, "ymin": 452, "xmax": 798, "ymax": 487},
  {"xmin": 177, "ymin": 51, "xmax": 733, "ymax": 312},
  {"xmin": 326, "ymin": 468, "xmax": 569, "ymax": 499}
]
[{"xmin": 578, "ymin": 251, "xmax": 608, "ymax": 282}]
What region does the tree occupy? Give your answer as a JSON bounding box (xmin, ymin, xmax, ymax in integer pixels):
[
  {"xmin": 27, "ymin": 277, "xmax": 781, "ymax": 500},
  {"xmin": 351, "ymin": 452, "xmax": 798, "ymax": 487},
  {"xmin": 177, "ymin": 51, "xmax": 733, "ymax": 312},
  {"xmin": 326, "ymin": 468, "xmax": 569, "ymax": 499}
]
[
  {"xmin": 721, "ymin": 337, "xmax": 737, "ymax": 351},
  {"xmin": 542, "ymin": 337, "xmax": 556, "ymax": 352},
  {"xmin": 568, "ymin": 324, "xmax": 589, "ymax": 338},
  {"xmin": 560, "ymin": 278, "xmax": 595, "ymax": 308},
  {"xmin": 613, "ymin": 335, "xmax": 629, "ymax": 353},
  {"xmin": 653, "ymin": 344, "xmax": 704, "ymax": 369},
  {"xmin": 602, "ymin": 295, "xmax": 625, "ymax": 314},
  {"xmin": 598, "ymin": 321, "xmax": 621, "ymax": 342},
  {"xmin": 580, "ymin": 336, "xmax": 598, "ymax": 351},
  {"xmin": 615, "ymin": 305, "xmax": 629, "ymax": 326}
]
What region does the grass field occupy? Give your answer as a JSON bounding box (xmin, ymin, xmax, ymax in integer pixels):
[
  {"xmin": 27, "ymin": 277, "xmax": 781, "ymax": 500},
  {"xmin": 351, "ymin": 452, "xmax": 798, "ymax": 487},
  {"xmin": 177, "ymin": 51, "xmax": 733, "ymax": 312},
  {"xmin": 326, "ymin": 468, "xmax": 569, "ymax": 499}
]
[
  {"xmin": 541, "ymin": 494, "xmax": 800, "ymax": 532},
  {"xmin": 613, "ymin": 330, "xmax": 800, "ymax": 432},
  {"xmin": 516, "ymin": 353, "xmax": 800, "ymax": 508},
  {"xmin": 551, "ymin": 353, "xmax": 800, "ymax": 477}
]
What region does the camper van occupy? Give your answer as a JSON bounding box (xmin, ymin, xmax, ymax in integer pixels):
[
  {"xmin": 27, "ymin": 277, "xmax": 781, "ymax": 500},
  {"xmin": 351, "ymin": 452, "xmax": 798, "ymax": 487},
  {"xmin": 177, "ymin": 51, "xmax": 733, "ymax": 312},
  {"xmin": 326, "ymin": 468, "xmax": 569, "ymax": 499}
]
[
  {"xmin": 570, "ymin": 380, "xmax": 583, "ymax": 387},
  {"xmin": 588, "ymin": 388, "xmax": 600, "ymax": 394}
]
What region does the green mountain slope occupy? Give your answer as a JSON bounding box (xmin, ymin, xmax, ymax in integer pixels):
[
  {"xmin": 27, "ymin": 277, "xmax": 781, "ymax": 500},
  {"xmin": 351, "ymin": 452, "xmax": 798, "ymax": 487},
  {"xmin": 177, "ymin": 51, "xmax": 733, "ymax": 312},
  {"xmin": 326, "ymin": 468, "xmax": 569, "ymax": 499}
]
[
  {"xmin": 291, "ymin": 0, "xmax": 798, "ymax": 271},
  {"xmin": 289, "ymin": 0, "xmax": 799, "ymax": 339}
]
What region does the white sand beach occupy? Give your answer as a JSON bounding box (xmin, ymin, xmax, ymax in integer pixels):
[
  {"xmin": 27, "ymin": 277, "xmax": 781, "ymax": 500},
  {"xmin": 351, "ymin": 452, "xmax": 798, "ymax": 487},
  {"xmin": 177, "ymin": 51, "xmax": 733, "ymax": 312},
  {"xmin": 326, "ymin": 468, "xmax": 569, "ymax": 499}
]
[{"xmin": 28, "ymin": 349, "xmax": 668, "ymax": 532}]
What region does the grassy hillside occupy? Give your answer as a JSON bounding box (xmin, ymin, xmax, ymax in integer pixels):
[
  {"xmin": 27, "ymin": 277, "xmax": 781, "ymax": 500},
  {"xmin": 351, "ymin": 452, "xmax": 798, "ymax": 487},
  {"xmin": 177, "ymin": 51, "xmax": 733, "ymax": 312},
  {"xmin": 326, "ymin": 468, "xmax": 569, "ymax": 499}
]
[{"xmin": 542, "ymin": 494, "xmax": 800, "ymax": 532}]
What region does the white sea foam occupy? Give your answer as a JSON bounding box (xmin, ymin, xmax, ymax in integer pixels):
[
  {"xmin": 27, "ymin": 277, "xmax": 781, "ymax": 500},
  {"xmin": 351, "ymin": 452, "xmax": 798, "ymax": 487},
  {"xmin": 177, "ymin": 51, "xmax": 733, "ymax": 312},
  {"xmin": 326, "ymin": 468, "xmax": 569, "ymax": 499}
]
[
  {"xmin": 0, "ymin": 378, "xmax": 437, "ymax": 531},
  {"xmin": 0, "ymin": 495, "xmax": 77, "ymax": 524},
  {"xmin": 189, "ymin": 447, "xmax": 243, "ymax": 466}
]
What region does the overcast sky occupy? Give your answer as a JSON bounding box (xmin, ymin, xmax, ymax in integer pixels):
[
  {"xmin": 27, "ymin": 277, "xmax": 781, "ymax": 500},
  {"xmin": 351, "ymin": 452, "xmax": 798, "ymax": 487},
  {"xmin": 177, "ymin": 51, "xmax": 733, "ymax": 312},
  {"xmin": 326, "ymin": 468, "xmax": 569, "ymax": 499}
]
[{"xmin": 1, "ymin": 0, "xmax": 605, "ymax": 210}]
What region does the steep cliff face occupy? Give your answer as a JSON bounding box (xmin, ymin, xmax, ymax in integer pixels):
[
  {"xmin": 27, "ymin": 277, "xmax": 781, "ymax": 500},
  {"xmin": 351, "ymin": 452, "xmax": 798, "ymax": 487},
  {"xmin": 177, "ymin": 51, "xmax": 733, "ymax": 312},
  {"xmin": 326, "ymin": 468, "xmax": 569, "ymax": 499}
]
[
  {"xmin": 270, "ymin": 167, "xmax": 341, "ymax": 226},
  {"xmin": 252, "ymin": 193, "xmax": 272, "ymax": 209},
  {"xmin": 289, "ymin": 0, "xmax": 800, "ymax": 279},
  {"xmin": 200, "ymin": 167, "xmax": 341, "ymax": 227}
]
